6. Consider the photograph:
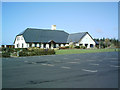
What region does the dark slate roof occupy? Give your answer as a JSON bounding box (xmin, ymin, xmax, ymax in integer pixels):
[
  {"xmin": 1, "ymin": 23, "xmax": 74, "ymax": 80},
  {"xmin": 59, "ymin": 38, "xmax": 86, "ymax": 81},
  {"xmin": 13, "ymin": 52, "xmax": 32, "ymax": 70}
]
[
  {"xmin": 17, "ymin": 28, "xmax": 69, "ymax": 43},
  {"xmin": 16, "ymin": 28, "xmax": 95, "ymax": 44},
  {"xmin": 94, "ymin": 40, "xmax": 99, "ymax": 44},
  {"xmin": 67, "ymin": 32, "xmax": 87, "ymax": 43}
]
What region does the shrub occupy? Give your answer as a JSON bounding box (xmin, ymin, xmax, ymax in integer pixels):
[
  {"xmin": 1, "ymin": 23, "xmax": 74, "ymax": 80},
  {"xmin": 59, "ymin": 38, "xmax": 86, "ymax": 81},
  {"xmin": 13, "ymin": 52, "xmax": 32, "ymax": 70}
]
[
  {"xmin": 75, "ymin": 46, "xmax": 80, "ymax": 49},
  {"xmin": 2, "ymin": 52, "xmax": 10, "ymax": 57},
  {"xmin": 59, "ymin": 47, "xmax": 66, "ymax": 49},
  {"xmin": 19, "ymin": 51, "xmax": 29, "ymax": 56},
  {"xmin": 80, "ymin": 46, "xmax": 86, "ymax": 49},
  {"xmin": 65, "ymin": 46, "xmax": 69, "ymax": 48},
  {"xmin": 19, "ymin": 49, "xmax": 55, "ymax": 56},
  {"xmin": 69, "ymin": 44, "xmax": 74, "ymax": 49},
  {"xmin": 59, "ymin": 46, "xmax": 69, "ymax": 49}
]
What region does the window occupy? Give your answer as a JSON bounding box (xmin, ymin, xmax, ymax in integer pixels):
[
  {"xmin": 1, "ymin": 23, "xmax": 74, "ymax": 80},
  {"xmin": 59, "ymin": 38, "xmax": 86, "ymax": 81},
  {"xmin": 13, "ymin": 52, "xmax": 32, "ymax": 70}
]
[
  {"xmin": 79, "ymin": 44, "xmax": 83, "ymax": 46},
  {"xmin": 17, "ymin": 44, "xmax": 18, "ymax": 48},
  {"xmin": 22, "ymin": 43, "xmax": 24, "ymax": 48},
  {"xmin": 29, "ymin": 43, "xmax": 32, "ymax": 47},
  {"xmin": 59, "ymin": 44, "xmax": 61, "ymax": 47},
  {"xmin": 43, "ymin": 44, "xmax": 46, "ymax": 48},
  {"xmin": 85, "ymin": 44, "xmax": 88, "ymax": 47},
  {"xmin": 39, "ymin": 43, "xmax": 41, "ymax": 48},
  {"xmin": 35, "ymin": 43, "xmax": 37, "ymax": 47},
  {"xmin": 90, "ymin": 44, "xmax": 93, "ymax": 47},
  {"xmin": 53, "ymin": 44, "xmax": 56, "ymax": 48},
  {"xmin": 49, "ymin": 44, "xmax": 51, "ymax": 48}
]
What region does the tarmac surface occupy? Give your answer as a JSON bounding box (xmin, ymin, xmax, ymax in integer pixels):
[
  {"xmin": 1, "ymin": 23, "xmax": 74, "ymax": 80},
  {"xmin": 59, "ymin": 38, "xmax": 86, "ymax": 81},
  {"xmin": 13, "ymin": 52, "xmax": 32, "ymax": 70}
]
[{"xmin": 2, "ymin": 52, "xmax": 119, "ymax": 88}]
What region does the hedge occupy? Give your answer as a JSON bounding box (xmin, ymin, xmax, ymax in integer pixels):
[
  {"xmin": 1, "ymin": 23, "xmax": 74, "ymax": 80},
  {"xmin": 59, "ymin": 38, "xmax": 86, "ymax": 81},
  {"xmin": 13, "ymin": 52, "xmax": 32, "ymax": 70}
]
[
  {"xmin": 19, "ymin": 49, "xmax": 55, "ymax": 56},
  {"xmin": 59, "ymin": 46, "xmax": 69, "ymax": 49},
  {"xmin": 2, "ymin": 52, "xmax": 10, "ymax": 57}
]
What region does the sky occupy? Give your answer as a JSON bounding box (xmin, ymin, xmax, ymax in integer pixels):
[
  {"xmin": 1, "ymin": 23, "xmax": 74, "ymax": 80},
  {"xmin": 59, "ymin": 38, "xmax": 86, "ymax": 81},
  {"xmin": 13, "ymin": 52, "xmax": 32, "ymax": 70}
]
[{"xmin": 2, "ymin": 2, "xmax": 118, "ymax": 45}]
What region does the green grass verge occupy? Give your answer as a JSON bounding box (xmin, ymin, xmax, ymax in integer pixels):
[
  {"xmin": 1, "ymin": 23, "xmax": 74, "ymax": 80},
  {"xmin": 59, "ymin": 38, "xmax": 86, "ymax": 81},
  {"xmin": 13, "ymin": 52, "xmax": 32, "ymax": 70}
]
[{"xmin": 55, "ymin": 48, "xmax": 118, "ymax": 55}]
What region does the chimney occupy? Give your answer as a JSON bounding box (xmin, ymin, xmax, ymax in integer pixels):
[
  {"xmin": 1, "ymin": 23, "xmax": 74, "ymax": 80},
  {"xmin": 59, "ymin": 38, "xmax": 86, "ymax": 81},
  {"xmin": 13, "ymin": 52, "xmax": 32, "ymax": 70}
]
[{"xmin": 51, "ymin": 25, "xmax": 56, "ymax": 30}]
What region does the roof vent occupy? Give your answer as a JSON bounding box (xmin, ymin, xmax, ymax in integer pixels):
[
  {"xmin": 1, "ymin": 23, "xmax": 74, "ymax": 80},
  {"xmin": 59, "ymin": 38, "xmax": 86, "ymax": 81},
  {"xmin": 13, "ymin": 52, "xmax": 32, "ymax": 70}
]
[{"xmin": 51, "ymin": 25, "xmax": 56, "ymax": 30}]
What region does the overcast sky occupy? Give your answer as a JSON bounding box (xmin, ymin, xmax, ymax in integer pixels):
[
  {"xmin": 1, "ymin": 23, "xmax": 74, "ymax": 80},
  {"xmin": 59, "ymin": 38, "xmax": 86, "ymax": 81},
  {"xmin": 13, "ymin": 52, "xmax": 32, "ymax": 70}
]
[{"xmin": 2, "ymin": 2, "xmax": 118, "ymax": 45}]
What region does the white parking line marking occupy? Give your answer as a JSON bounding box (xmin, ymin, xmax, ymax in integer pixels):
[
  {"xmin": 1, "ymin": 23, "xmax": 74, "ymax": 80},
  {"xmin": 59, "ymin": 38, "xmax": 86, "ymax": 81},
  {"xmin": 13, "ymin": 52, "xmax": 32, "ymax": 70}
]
[
  {"xmin": 90, "ymin": 63, "xmax": 99, "ymax": 66},
  {"xmin": 110, "ymin": 65, "xmax": 120, "ymax": 68},
  {"xmin": 68, "ymin": 62, "xmax": 78, "ymax": 64},
  {"xmin": 47, "ymin": 64, "xmax": 54, "ymax": 66},
  {"xmin": 82, "ymin": 69, "xmax": 98, "ymax": 72},
  {"xmin": 41, "ymin": 64, "xmax": 47, "ymax": 65},
  {"xmin": 31, "ymin": 62, "xmax": 37, "ymax": 64},
  {"xmin": 61, "ymin": 66, "xmax": 71, "ymax": 69},
  {"xmin": 41, "ymin": 64, "xmax": 54, "ymax": 66}
]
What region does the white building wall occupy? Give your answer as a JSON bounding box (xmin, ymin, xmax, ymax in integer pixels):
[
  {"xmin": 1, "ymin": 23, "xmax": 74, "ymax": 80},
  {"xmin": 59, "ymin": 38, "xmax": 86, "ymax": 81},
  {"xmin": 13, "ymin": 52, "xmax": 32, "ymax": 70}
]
[
  {"xmin": 46, "ymin": 44, "xmax": 49, "ymax": 48},
  {"xmin": 37, "ymin": 43, "xmax": 39, "ymax": 47},
  {"xmin": 79, "ymin": 34, "xmax": 95, "ymax": 48},
  {"xmin": 27, "ymin": 43, "xmax": 29, "ymax": 48},
  {"xmin": 61, "ymin": 44, "xmax": 64, "ymax": 47},
  {"xmin": 56, "ymin": 44, "xmax": 59, "ymax": 48},
  {"xmin": 75, "ymin": 43, "xmax": 79, "ymax": 46},
  {"xmin": 32, "ymin": 43, "xmax": 35, "ymax": 47},
  {"xmin": 65, "ymin": 44, "xmax": 69, "ymax": 46},
  {"xmin": 14, "ymin": 35, "xmax": 28, "ymax": 48},
  {"xmin": 41, "ymin": 44, "xmax": 44, "ymax": 48},
  {"xmin": 51, "ymin": 44, "xmax": 53, "ymax": 49}
]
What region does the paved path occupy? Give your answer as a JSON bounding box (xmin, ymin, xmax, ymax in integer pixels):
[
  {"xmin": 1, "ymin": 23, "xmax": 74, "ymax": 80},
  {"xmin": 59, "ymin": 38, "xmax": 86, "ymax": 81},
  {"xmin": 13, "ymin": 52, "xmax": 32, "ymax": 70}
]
[{"xmin": 2, "ymin": 52, "xmax": 119, "ymax": 88}]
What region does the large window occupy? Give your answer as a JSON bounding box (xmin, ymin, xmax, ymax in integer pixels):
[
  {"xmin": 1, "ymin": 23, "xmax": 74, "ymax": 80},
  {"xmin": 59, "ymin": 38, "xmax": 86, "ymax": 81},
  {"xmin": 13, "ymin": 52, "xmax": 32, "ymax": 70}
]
[
  {"xmin": 43, "ymin": 44, "xmax": 46, "ymax": 48},
  {"xmin": 17, "ymin": 44, "xmax": 19, "ymax": 48},
  {"xmin": 59, "ymin": 44, "xmax": 61, "ymax": 47},
  {"xmin": 53, "ymin": 44, "xmax": 56, "ymax": 48},
  {"xmin": 35, "ymin": 43, "xmax": 37, "ymax": 47},
  {"xmin": 22, "ymin": 43, "xmax": 24, "ymax": 48},
  {"xmin": 79, "ymin": 44, "xmax": 83, "ymax": 46},
  {"xmin": 29, "ymin": 43, "xmax": 32, "ymax": 47},
  {"xmin": 39, "ymin": 44, "xmax": 41, "ymax": 48},
  {"xmin": 85, "ymin": 44, "xmax": 88, "ymax": 47},
  {"xmin": 90, "ymin": 44, "xmax": 93, "ymax": 47}
]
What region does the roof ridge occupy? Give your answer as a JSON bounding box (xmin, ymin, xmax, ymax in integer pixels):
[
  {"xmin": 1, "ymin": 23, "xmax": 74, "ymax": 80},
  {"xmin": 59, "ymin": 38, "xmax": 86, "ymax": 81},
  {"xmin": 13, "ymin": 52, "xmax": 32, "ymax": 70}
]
[
  {"xmin": 27, "ymin": 28, "xmax": 65, "ymax": 31},
  {"xmin": 70, "ymin": 32, "xmax": 87, "ymax": 35}
]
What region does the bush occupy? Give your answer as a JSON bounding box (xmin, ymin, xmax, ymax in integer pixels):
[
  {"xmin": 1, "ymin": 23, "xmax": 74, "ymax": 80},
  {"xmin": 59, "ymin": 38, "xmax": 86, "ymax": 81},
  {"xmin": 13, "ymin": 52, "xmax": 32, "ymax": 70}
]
[
  {"xmin": 59, "ymin": 47, "xmax": 66, "ymax": 49},
  {"xmin": 19, "ymin": 49, "xmax": 55, "ymax": 56},
  {"xmin": 69, "ymin": 44, "xmax": 74, "ymax": 49},
  {"xmin": 80, "ymin": 46, "xmax": 86, "ymax": 49},
  {"xmin": 2, "ymin": 52, "xmax": 10, "ymax": 57},
  {"xmin": 59, "ymin": 46, "xmax": 69, "ymax": 49},
  {"xmin": 2, "ymin": 47, "xmax": 14, "ymax": 53},
  {"xmin": 65, "ymin": 46, "xmax": 69, "ymax": 48},
  {"xmin": 75, "ymin": 46, "xmax": 80, "ymax": 49},
  {"xmin": 19, "ymin": 51, "xmax": 29, "ymax": 56}
]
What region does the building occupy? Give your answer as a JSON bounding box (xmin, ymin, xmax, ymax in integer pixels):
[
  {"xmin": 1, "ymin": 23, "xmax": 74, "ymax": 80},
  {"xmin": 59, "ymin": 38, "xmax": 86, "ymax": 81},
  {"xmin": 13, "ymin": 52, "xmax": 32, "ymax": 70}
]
[{"xmin": 14, "ymin": 25, "xmax": 96, "ymax": 49}]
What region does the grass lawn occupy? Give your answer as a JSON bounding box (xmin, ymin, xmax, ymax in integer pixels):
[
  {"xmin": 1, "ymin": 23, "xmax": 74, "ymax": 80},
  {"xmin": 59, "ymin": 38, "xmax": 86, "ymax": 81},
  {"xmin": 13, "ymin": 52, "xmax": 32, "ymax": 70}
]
[{"xmin": 55, "ymin": 48, "xmax": 118, "ymax": 55}]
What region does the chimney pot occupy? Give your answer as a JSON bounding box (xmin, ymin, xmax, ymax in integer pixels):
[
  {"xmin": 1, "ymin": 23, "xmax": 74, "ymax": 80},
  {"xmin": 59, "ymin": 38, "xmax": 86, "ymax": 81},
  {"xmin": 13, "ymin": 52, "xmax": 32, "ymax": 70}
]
[{"xmin": 51, "ymin": 25, "xmax": 56, "ymax": 30}]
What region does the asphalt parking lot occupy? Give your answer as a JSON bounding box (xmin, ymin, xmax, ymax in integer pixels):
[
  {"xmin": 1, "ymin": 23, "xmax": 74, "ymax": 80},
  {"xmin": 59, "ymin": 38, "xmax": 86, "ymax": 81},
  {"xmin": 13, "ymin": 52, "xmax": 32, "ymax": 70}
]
[{"xmin": 2, "ymin": 52, "xmax": 119, "ymax": 88}]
